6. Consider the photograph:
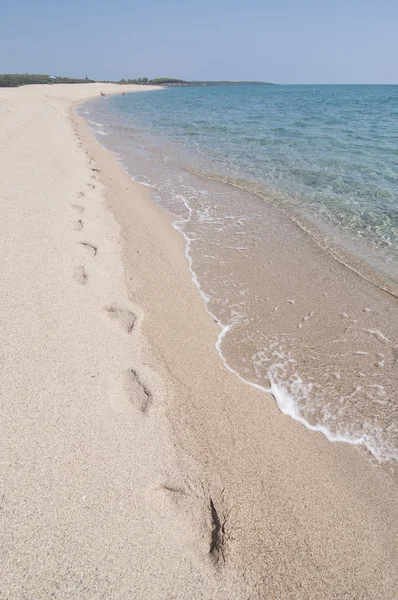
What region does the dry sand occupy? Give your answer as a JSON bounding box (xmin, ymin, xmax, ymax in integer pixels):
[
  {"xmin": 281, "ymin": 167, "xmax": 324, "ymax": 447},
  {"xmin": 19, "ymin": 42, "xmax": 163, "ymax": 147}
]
[{"xmin": 0, "ymin": 83, "xmax": 397, "ymax": 599}]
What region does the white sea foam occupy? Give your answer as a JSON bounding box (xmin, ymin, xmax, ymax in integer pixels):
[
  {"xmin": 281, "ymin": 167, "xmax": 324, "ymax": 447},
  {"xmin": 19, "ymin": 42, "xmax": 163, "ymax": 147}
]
[
  {"xmin": 131, "ymin": 177, "xmax": 156, "ymax": 188},
  {"xmin": 365, "ymin": 328, "xmax": 391, "ymax": 344},
  {"xmin": 86, "ymin": 120, "xmax": 108, "ymax": 137},
  {"xmin": 170, "ymin": 194, "xmax": 396, "ymax": 463}
]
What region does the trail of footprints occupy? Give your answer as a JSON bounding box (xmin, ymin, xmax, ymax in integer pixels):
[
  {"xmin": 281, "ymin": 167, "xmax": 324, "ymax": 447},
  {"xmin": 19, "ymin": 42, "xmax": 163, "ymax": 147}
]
[
  {"xmin": 70, "ymin": 184, "xmax": 151, "ymax": 414},
  {"xmin": 70, "ymin": 163, "xmax": 227, "ymax": 564}
]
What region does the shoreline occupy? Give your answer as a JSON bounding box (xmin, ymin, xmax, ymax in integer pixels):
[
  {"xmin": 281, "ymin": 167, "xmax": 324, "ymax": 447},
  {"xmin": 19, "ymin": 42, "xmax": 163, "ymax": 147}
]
[
  {"xmin": 75, "ymin": 94, "xmax": 398, "ymax": 590},
  {"xmin": 1, "ymin": 84, "xmax": 397, "ymax": 598},
  {"xmin": 83, "ymin": 92, "xmax": 398, "ymax": 463}
]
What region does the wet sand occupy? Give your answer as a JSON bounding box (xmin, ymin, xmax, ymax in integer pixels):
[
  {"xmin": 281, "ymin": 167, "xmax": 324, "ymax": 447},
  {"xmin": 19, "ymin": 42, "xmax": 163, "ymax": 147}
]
[
  {"xmin": 0, "ymin": 83, "xmax": 397, "ymax": 598},
  {"xmin": 82, "ymin": 94, "xmax": 398, "ymax": 461}
]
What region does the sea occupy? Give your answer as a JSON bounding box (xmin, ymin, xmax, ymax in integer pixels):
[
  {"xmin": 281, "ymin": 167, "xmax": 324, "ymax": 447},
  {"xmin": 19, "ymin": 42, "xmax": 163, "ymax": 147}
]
[{"xmin": 80, "ymin": 85, "xmax": 398, "ymax": 463}]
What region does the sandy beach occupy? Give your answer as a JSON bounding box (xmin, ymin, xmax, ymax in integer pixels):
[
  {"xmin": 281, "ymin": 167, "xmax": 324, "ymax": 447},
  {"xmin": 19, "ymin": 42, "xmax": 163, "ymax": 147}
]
[{"xmin": 0, "ymin": 83, "xmax": 397, "ymax": 598}]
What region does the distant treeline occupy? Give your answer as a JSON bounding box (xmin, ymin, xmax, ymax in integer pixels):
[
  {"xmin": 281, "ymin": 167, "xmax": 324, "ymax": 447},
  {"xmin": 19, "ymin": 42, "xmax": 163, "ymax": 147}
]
[
  {"xmin": 0, "ymin": 74, "xmax": 95, "ymax": 87},
  {"xmin": 119, "ymin": 77, "xmax": 273, "ymax": 86},
  {"xmin": 194, "ymin": 81, "xmax": 273, "ymax": 86},
  {"xmin": 117, "ymin": 77, "xmax": 184, "ymax": 85},
  {"xmin": 118, "ymin": 77, "xmax": 150, "ymax": 85}
]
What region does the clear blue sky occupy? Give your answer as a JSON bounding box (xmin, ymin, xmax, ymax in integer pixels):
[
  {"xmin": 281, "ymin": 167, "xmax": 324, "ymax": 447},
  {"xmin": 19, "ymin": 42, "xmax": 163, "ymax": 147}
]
[{"xmin": 1, "ymin": 0, "xmax": 397, "ymax": 83}]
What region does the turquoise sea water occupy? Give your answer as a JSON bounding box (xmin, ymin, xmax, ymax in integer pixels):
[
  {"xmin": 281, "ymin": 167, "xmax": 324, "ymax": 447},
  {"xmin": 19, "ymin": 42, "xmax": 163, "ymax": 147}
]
[
  {"xmin": 83, "ymin": 86, "xmax": 398, "ymax": 462},
  {"xmin": 92, "ymin": 85, "xmax": 398, "ymax": 276}
]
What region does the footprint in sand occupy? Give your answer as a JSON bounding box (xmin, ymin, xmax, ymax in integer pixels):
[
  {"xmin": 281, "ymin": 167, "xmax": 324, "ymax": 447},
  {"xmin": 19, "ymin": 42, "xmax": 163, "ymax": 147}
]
[
  {"xmin": 103, "ymin": 305, "xmax": 136, "ymax": 334},
  {"xmin": 70, "ymin": 203, "xmax": 85, "ymax": 214},
  {"xmin": 72, "ymin": 219, "xmax": 84, "ymax": 231},
  {"xmin": 74, "ymin": 266, "xmax": 88, "ymax": 285}
]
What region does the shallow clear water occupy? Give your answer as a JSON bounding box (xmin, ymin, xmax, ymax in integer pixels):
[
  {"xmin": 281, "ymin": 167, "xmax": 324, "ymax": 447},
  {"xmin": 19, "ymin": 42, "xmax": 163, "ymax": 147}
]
[
  {"xmin": 81, "ymin": 85, "xmax": 398, "ymax": 462},
  {"xmin": 93, "ymin": 85, "xmax": 398, "ymax": 275}
]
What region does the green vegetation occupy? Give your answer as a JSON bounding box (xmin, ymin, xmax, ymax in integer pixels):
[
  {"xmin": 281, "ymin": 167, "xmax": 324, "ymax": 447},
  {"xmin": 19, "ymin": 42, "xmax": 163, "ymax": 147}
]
[
  {"xmin": 50, "ymin": 75, "xmax": 94, "ymax": 84},
  {"xmin": 0, "ymin": 74, "xmax": 94, "ymax": 87},
  {"xmin": 145, "ymin": 78, "xmax": 273, "ymax": 86},
  {"xmin": 148, "ymin": 78, "xmax": 186, "ymax": 84},
  {"xmin": 190, "ymin": 80, "xmax": 273, "ymax": 86},
  {"xmin": 118, "ymin": 77, "xmax": 149, "ymax": 85},
  {"xmin": 0, "ymin": 73, "xmax": 49, "ymax": 86},
  {"xmin": 118, "ymin": 77, "xmax": 273, "ymax": 86}
]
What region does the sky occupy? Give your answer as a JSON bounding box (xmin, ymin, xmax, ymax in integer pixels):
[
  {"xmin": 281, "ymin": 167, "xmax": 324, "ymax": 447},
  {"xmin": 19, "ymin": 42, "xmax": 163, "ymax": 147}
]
[{"xmin": 1, "ymin": 0, "xmax": 397, "ymax": 84}]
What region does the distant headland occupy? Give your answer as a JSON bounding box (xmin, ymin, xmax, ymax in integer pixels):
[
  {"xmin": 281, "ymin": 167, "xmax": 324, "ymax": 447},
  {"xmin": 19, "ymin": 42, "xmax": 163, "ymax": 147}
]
[{"xmin": 119, "ymin": 78, "xmax": 274, "ymax": 86}]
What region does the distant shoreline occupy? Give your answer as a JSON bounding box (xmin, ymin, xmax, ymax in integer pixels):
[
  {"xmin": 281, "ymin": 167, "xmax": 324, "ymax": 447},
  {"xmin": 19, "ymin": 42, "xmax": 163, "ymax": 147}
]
[
  {"xmin": 0, "ymin": 73, "xmax": 275, "ymax": 88},
  {"xmin": 148, "ymin": 80, "xmax": 275, "ymax": 87}
]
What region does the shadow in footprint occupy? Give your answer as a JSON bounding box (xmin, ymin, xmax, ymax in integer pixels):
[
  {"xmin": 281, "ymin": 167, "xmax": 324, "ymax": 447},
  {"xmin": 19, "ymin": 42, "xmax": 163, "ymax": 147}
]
[
  {"xmin": 209, "ymin": 498, "xmax": 227, "ymax": 565},
  {"xmin": 125, "ymin": 369, "xmax": 152, "ymax": 413},
  {"xmin": 160, "ymin": 484, "xmax": 186, "ymax": 495},
  {"xmin": 78, "ymin": 242, "xmax": 98, "ymax": 257}
]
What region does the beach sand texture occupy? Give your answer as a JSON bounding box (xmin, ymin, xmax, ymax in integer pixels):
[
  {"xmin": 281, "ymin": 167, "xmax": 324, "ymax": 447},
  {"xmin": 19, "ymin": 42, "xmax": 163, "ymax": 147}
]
[{"xmin": 0, "ymin": 83, "xmax": 397, "ymax": 599}]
